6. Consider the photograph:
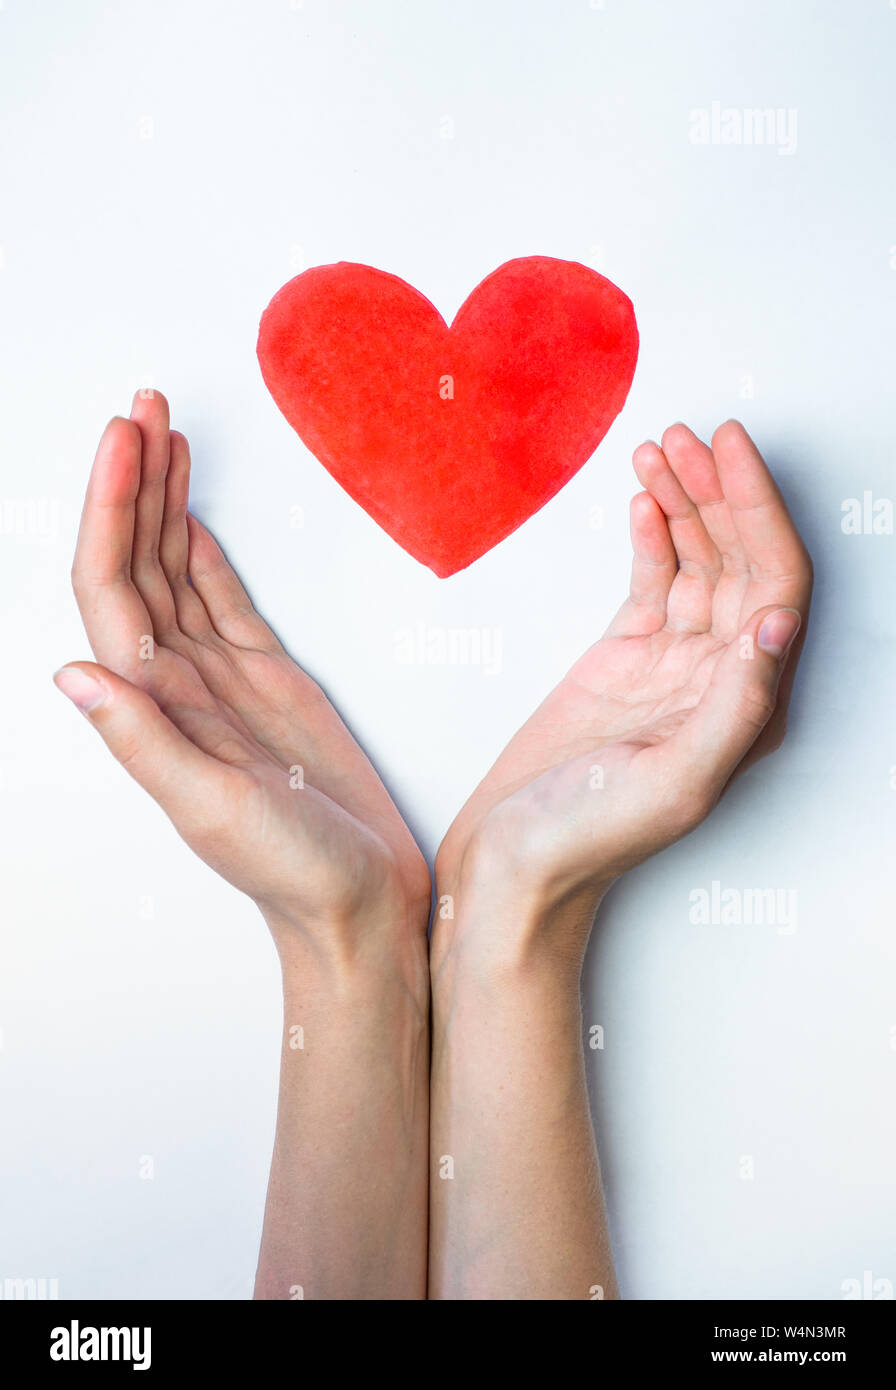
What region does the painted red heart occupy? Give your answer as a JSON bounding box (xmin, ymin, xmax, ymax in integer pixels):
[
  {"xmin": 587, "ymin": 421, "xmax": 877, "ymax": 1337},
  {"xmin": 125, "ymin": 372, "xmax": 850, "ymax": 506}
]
[{"xmin": 257, "ymin": 256, "xmax": 638, "ymax": 577}]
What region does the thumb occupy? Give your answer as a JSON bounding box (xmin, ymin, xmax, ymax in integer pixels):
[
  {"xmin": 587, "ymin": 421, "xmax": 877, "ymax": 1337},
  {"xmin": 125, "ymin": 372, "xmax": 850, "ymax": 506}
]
[
  {"xmin": 53, "ymin": 661, "xmax": 237, "ymax": 837},
  {"xmin": 668, "ymin": 606, "xmax": 802, "ymax": 795}
]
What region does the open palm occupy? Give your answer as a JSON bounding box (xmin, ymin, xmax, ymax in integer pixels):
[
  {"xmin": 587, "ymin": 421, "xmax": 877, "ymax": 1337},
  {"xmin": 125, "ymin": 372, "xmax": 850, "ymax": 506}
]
[
  {"xmin": 437, "ymin": 421, "xmax": 813, "ymax": 900},
  {"xmin": 60, "ymin": 391, "xmax": 430, "ymax": 941}
]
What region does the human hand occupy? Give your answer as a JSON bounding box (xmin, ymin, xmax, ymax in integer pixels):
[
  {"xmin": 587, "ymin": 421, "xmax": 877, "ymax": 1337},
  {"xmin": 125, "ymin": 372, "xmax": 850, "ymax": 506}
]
[
  {"xmin": 434, "ymin": 421, "xmax": 812, "ymax": 965},
  {"xmin": 56, "ymin": 391, "xmax": 430, "ymax": 974}
]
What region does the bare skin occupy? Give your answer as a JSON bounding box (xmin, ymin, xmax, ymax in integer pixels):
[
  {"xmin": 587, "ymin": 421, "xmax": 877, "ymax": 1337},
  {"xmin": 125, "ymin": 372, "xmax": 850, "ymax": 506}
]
[
  {"xmin": 56, "ymin": 391, "xmax": 431, "ymax": 1300},
  {"xmin": 429, "ymin": 421, "xmax": 813, "ymax": 1299},
  {"xmin": 56, "ymin": 399, "xmax": 812, "ymax": 1302}
]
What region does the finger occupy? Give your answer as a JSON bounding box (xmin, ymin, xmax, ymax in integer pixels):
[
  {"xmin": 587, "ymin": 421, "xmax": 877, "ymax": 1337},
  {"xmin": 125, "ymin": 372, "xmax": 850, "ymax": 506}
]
[
  {"xmin": 186, "ymin": 514, "xmax": 281, "ymax": 652},
  {"xmin": 660, "ymin": 423, "xmax": 747, "ymax": 569},
  {"xmin": 632, "ymin": 439, "xmax": 721, "ymax": 633},
  {"xmin": 129, "ymin": 389, "xmax": 179, "ymax": 635},
  {"xmin": 710, "ymin": 421, "xmax": 812, "ymax": 592},
  {"xmin": 72, "ymin": 422, "xmax": 270, "ymax": 755},
  {"xmin": 605, "ymin": 492, "xmax": 677, "ymax": 637},
  {"xmin": 73, "ymin": 416, "xmax": 139, "ymax": 587},
  {"xmin": 71, "ymin": 417, "xmax": 155, "ymax": 668},
  {"xmin": 158, "ymin": 430, "xmax": 190, "ymax": 582},
  {"xmin": 53, "ymin": 661, "xmax": 251, "ymax": 841},
  {"xmin": 662, "ymin": 605, "xmax": 803, "ymax": 797},
  {"xmin": 735, "ymin": 603, "xmax": 809, "ymax": 776},
  {"xmin": 158, "ymin": 431, "xmax": 216, "ymax": 640},
  {"xmin": 660, "ymin": 422, "xmax": 753, "ymax": 641},
  {"xmin": 129, "ymin": 388, "xmax": 170, "ymax": 570}
]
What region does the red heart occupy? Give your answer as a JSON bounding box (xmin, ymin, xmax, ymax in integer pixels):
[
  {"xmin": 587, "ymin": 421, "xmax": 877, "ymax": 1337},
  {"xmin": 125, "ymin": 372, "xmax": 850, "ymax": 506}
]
[{"xmin": 257, "ymin": 256, "xmax": 638, "ymax": 577}]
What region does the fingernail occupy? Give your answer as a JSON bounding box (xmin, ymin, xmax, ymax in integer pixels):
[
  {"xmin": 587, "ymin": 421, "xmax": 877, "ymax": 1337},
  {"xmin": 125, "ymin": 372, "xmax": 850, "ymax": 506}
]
[
  {"xmin": 757, "ymin": 609, "xmax": 802, "ymax": 658},
  {"xmin": 54, "ymin": 667, "xmax": 106, "ymax": 712}
]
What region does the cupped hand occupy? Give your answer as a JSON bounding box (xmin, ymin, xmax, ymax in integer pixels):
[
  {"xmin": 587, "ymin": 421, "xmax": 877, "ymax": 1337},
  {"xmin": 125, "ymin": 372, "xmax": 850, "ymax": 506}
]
[
  {"xmin": 57, "ymin": 391, "xmax": 430, "ymax": 957},
  {"xmin": 435, "ymin": 421, "xmax": 813, "ymax": 927}
]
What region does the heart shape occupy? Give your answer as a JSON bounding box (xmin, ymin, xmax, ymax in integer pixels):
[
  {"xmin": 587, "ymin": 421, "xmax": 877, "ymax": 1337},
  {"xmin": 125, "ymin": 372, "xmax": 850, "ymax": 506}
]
[{"xmin": 257, "ymin": 256, "xmax": 638, "ymax": 577}]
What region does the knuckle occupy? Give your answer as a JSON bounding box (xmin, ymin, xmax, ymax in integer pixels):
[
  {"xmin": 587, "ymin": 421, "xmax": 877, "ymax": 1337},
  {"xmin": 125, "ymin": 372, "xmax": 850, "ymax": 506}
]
[
  {"xmin": 211, "ymin": 734, "xmax": 251, "ymax": 765},
  {"xmin": 115, "ymin": 732, "xmax": 144, "ymax": 773},
  {"xmin": 674, "ymin": 784, "xmax": 716, "ymax": 833},
  {"xmin": 736, "ymin": 685, "xmax": 776, "ymax": 731}
]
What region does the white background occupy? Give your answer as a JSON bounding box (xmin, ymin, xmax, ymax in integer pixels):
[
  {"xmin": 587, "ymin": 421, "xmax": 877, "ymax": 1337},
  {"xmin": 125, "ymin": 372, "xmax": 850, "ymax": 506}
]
[{"xmin": 1, "ymin": 0, "xmax": 894, "ymax": 1299}]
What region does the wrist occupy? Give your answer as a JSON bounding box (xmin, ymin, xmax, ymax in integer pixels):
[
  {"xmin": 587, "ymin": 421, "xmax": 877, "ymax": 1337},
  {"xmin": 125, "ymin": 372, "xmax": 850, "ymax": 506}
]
[
  {"xmin": 262, "ymin": 887, "xmax": 431, "ymax": 1016},
  {"xmin": 430, "ymin": 849, "xmax": 611, "ymax": 993},
  {"xmin": 436, "ymin": 796, "xmax": 618, "ymax": 918}
]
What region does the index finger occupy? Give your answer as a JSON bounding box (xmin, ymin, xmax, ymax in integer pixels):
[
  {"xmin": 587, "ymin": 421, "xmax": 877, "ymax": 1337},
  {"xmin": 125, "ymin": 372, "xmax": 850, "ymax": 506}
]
[
  {"xmin": 711, "ymin": 420, "xmax": 811, "ymax": 588},
  {"xmin": 71, "ymin": 416, "xmax": 153, "ymax": 669}
]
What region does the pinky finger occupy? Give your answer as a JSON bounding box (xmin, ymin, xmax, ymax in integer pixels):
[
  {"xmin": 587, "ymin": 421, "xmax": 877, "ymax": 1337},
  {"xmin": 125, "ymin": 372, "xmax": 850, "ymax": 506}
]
[{"xmin": 186, "ymin": 515, "xmax": 281, "ymax": 652}]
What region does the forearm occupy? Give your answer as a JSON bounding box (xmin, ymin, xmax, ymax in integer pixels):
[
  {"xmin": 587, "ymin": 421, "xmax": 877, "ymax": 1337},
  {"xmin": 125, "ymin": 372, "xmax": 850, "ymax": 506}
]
[
  {"xmin": 428, "ymin": 878, "xmax": 618, "ymax": 1300},
  {"xmin": 254, "ymin": 906, "xmax": 430, "ymax": 1301}
]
